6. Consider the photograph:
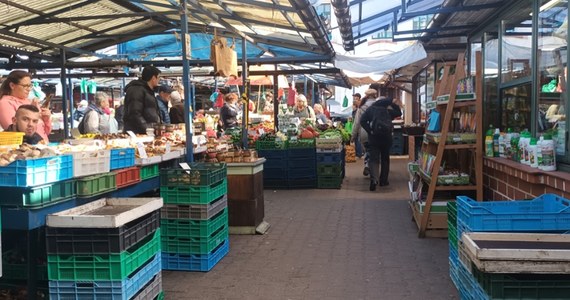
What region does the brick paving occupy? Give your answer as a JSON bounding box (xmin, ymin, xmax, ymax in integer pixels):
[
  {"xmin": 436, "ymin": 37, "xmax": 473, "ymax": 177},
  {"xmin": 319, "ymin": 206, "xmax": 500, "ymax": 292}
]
[{"xmin": 163, "ymin": 157, "xmax": 458, "ymax": 300}]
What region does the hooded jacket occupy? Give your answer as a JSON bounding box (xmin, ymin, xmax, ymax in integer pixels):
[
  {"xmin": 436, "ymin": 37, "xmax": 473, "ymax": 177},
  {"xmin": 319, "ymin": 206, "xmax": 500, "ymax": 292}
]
[
  {"xmin": 360, "ymin": 98, "xmax": 402, "ymax": 145},
  {"xmin": 123, "ymin": 79, "xmax": 160, "ymax": 134}
]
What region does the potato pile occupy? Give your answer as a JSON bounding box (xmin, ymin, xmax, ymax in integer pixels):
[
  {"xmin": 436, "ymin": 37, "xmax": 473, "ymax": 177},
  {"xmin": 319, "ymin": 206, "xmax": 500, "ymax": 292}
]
[{"xmin": 0, "ymin": 144, "xmax": 57, "ymax": 166}]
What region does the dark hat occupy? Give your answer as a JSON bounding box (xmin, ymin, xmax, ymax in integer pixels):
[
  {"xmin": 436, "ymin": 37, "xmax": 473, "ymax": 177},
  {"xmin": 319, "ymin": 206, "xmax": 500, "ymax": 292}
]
[
  {"xmin": 352, "ymin": 93, "xmax": 361, "ymax": 98},
  {"xmin": 158, "ymin": 85, "xmax": 173, "ymax": 93}
]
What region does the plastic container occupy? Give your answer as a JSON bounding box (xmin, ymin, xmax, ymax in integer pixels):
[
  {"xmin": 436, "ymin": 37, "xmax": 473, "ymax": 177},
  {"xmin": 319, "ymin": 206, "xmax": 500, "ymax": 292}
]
[
  {"xmin": 131, "ymin": 272, "xmax": 162, "ymax": 300},
  {"xmin": 72, "ymin": 149, "xmax": 111, "ymax": 178},
  {"xmin": 162, "ymin": 238, "xmax": 229, "ymax": 272},
  {"xmin": 519, "ymin": 130, "xmax": 531, "ymax": 165},
  {"xmin": 75, "ymin": 173, "xmax": 117, "ymax": 198},
  {"xmin": 160, "ymin": 179, "xmax": 227, "ymax": 205},
  {"xmin": 161, "ymin": 225, "xmax": 228, "ymax": 255},
  {"xmin": 537, "ymin": 136, "xmax": 544, "ymax": 169},
  {"xmin": 493, "ymin": 128, "xmax": 500, "ymax": 157},
  {"xmin": 115, "ymin": 166, "xmax": 141, "ymax": 188},
  {"xmin": 528, "ymin": 138, "xmax": 538, "ymax": 168},
  {"xmin": 140, "ymin": 164, "xmax": 160, "ymax": 180},
  {"xmin": 160, "ymin": 163, "xmax": 226, "ymax": 187},
  {"xmin": 504, "ymin": 128, "xmax": 512, "ymax": 159},
  {"xmin": 317, "ymin": 176, "xmax": 342, "ymax": 189},
  {"xmin": 540, "ymin": 134, "xmax": 556, "ymax": 171},
  {"xmin": 161, "ymin": 208, "xmax": 227, "ymax": 238},
  {"xmin": 485, "ymin": 130, "xmax": 493, "ymax": 157},
  {"xmin": 0, "ymin": 155, "xmax": 73, "ymax": 187},
  {"xmin": 110, "ymin": 148, "xmax": 136, "ymax": 170},
  {"xmin": 161, "ymin": 195, "xmax": 227, "ymax": 220},
  {"xmin": 0, "ymin": 132, "xmax": 24, "ymax": 145},
  {"xmin": 3, "ymin": 179, "xmax": 76, "ymax": 207}
]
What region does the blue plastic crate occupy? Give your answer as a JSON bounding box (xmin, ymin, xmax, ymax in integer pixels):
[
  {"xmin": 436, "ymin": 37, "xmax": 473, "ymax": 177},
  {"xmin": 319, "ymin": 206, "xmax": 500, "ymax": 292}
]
[
  {"xmin": 316, "ymin": 152, "xmax": 343, "ymax": 164},
  {"xmin": 455, "ymin": 252, "xmax": 490, "ymax": 300},
  {"xmin": 457, "ymin": 194, "xmax": 570, "ymax": 232},
  {"xmin": 257, "ymin": 149, "xmax": 288, "ymax": 160},
  {"xmin": 162, "ymin": 238, "xmax": 229, "ymax": 272},
  {"xmin": 288, "ymin": 148, "xmax": 315, "ymax": 159},
  {"xmin": 263, "ymin": 167, "xmax": 288, "ymax": 180},
  {"xmin": 0, "ymin": 155, "xmax": 73, "ymax": 187},
  {"xmin": 48, "ymin": 252, "xmax": 161, "ymax": 300},
  {"xmin": 263, "ymin": 178, "xmax": 288, "ymax": 189},
  {"xmin": 110, "ymin": 148, "xmax": 136, "ymax": 170},
  {"xmin": 288, "ymin": 157, "xmax": 315, "ymax": 169}
]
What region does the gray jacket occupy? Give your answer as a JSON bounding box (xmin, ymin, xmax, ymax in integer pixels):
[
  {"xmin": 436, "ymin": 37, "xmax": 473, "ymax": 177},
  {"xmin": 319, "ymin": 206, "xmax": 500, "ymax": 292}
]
[{"xmin": 352, "ymin": 97, "xmax": 381, "ymax": 144}]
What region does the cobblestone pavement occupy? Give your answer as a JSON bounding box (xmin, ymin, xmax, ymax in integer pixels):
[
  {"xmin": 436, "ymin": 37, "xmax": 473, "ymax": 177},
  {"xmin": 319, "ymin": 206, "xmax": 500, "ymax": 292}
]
[{"xmin": 163, "ymin": 157, "xmax": 458, "ymax": 300}]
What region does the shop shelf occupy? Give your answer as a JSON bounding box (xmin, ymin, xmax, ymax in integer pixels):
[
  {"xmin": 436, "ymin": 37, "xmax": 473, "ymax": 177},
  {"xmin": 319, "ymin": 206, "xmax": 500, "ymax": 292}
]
[
  {"xmin": 457, "ymin": 194, "xmax": 570, "ymax": 232},
  {"xmin": 0, "ymin": 131, "xmax": 24, "ymax": 145},
  {"xmin": 160, "ymin": 179, "xmax": 227, "ymax": 205},
  {"xmin": 317, "ymin": 176, "xmax": 342, "ymax": 189},
  {"xmin": 1, "ymin": 179, "xmax": 76, "ymax": 207},
  {"xmin": 76, "ymin": 173, "xmax": 117, "ymax": 198},
  {"xmin": 47, "ymin": 230, "xmax": 161, "ymax": 281},
  {"xmin": 131, "ymin": 272, "xmax": 162, "ymax": 300},
  {"xmin": 288, "ymin": 167, "xmax": 316, "ymax": 179},
  {"xmin": 0, "ymin": 155, "xmax": 73, "ymax": 187},
  {"xmin": 162, "ymin": 238, "xmax": 229, "ymax": 272},
  {"xmin": 160, "ymin": 163, "xmax": 226, "ymax": 187},
  {"xmin": 288, "ymin": 157, "xmax": 315, "ymax": 169},
  {"xmin": 255, "ymin": 139, "xmax": 287, "ymax": 150},
  {"xmin": 288, "ymin": 147, "xmax": 316, "ymax": 158},
  {"xmin": 472, "ymin": 267, "xmax": 570, "ymax": 299},
  {"xmin": 316, "ymin": 164, "xmax": 343, "ymax": 176},
  {"xmin": 72, "ymin": 149, "xmax": 111, "ymax": 178},
  {"xmin": 48, "ymin": 252, "xmax": 161, "ymax": 300},
  {"xmin": 316, "ymin": 152, "xmax": 343, "ymax": 164},
  {"xmin": 140, "ymin": 164, "xmax": 160, "ymax": 180},
  {"xmin": 110, "ymin": 148, "xmax": 136, "ymax": 170},
  {"xmin": 136, "ymin": 156, "xmax": 162, "ymax": 166},
  {"xmin": 161, "ymin": 208, "xmax": 227, "ymax": 238},
  {"xmin": 46, "ymin": 211, "xmax": 160, "ymax": 255},
  {"xmin": 287, "ymin": 138, "xmax": 315, "ymax": 149},
  {"xmin": 287, "ymin": 178, "xmax": 316, "ymax": 189},
  {"xmin": 115, "ymin": 167, "xmax": 141, "ymax": 188},
  {"xmin": 161, "ymin": 225, "xmax": 228, "ymax": 255},
  {"xmin": 161, "ymin": 195, "xmax": 227, "ymax": 220},
  {"xmin": 263, "ymin": 167, "xmax": 288, "ymax": 180}
]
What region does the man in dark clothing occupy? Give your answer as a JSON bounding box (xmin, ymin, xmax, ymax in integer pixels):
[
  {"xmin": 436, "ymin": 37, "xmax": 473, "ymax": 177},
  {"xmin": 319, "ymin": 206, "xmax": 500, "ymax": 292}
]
[
  {"xmin": 123, "ymin": 66, "xmax": 161, "ymax": 134},
  {"xmin": 156, "ymin": 85, "xmax": 172, "ymax": 124},
  {"xmin": 6, "ymin": 105, "xmax": 44, "ymax": 145},
  {"xmin": 360, "ymin": 98, "xmax": 402, "ymax": 191},
  {"xmin": 169, "ymin": 91, "xmax": 185, "ymax": 124}
]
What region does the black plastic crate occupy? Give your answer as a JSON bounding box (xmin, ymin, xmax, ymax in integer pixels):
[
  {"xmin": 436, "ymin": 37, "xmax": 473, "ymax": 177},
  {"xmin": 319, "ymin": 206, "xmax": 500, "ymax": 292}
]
[
  {"xmin": 160, "ymin": 163, "xmax": 226, "ymax": 187},
  {"xmin": 46, "ymin": 210, "xmax": 160, "ymax": 255}
]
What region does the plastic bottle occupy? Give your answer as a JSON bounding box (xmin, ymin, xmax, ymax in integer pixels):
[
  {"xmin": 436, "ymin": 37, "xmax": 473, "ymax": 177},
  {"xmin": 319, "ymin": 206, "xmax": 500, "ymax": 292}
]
[
  {"xmin": 540, "ymin": 134, "xmax": 556, "ymax": 171},
  {"xmin": 504, "ymin": 128, "xmax": 512, "ymax": 159},
  {"xmin": 519, "ymin": 130, "xmax": 531, "ymax": 165},
  {"xmin": 498, "ymin": 132, "xmax": 506, "ymax": 158},
  {"xmin": 528, "ymin": 138, "xmax": 538, "ymax": 168},
  {"xmin": 485, "ymin": 127, "xmax": 494, "ymax": 157},
  {"xmin": 493, "ymin": 128, "xmax": 501, "ymax": 157},
  {"xmin": 511, "ymin": 136, "xmax": 520, "ymax": 162},
  {"xmin": 537, "ymin": 136, "xmax": 544, "ymax": 169}
]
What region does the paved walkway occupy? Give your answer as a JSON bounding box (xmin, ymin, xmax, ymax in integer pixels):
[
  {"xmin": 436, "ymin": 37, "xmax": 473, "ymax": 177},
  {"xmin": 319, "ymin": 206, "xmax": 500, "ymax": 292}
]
[{"xmin": 163, "ymin": 157, "xmax": 458, "ymax": 300}]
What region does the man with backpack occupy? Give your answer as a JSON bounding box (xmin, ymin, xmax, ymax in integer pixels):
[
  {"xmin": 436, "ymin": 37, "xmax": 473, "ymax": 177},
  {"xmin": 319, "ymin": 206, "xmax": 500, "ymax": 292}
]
[{"xmin": 360, "ymin": 97, "xmax": 402, "ymax": 191}]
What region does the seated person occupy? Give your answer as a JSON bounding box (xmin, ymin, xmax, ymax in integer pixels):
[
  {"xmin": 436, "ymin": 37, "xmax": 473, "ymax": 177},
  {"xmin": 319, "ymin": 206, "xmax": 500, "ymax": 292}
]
[{"xmin": 5, "ymin": 104, "xmax": 44, "ymax": 144}]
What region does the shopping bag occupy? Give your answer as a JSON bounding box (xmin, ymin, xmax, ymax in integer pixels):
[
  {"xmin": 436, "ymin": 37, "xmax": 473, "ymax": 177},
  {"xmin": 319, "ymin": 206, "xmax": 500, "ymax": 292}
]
[{"xmin": 427, "ymin": 110, "xmax": 441, "ymax": 132}]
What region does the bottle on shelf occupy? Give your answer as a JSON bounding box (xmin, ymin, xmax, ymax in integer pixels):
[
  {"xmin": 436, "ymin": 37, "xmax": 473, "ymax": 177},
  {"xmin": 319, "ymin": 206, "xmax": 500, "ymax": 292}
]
[
  {"xmin": 485, "ymin": 125, "xmax": 494, "ymax": 157},
  {"xmin": 537, "ymin": 135, "xmax": 544, "ymax": 169},
  {"xmin": 504, "ymin": 128, "xmax": 513, "ymax": 159},
  {"xmin": 493, "ymin": 128, "xmax": 501, "ymax": 157},
  {"xmin": 519, "ymin": 130, "xmax": 531, "ymax": 165},
  {"xmin": 540, "ymin": 134, "xmax": 557, "ymax": 171},
  {"xmin": 528, "ymin": 137, "xmax": 538, "ymax": 168}
]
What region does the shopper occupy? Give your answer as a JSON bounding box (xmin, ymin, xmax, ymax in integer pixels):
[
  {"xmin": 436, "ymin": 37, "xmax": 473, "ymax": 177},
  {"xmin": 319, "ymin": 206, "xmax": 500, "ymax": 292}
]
[
  {"xmin": 352, "ymin": 93, "xmax": 363, "ymax": 158},
  {"xmin": 79, "ymin": 92, "xmax": 114, "ymax": 134},
  {"xmin": 292, "ymin": 94, "xmax": 315, "ymax": 122},
  {"xmin": 156, "ymin": 85, "xmax": 172, "ymax": 124},
  {"xmin": 360, "ymin": 97, "xmax": 402, "ymax": 191},
  {"xmin": 169, "ymin": 91, "xmax": 185, "ymax": 124},
  {"xmin": 313, "ymin": 103, "xmax": 329, "ymax": 124},
  {"xmin": 115, "ymin": 98, "xmax": 125, "ymax": 131},
  {"xmin": 220, "ymin": 92, "xmax": 239, "ymax": 130},
  {"xmin": 5, "ymin": 105, "xmax": 44, "ymax": 145},
  {"xmin": 0, "ymin": 70, "xmax": 51, "ymax": 143},
  {"xmin": 351, "ymin": 89, "xmax": 378, "ymax": 176},
  {"xmin": 123, "ymin": 66, "xmax": 161, "ymax": 134},
  {"xmin": 263, "ymin": 91, "xmax": 274, "ymax": 113}
]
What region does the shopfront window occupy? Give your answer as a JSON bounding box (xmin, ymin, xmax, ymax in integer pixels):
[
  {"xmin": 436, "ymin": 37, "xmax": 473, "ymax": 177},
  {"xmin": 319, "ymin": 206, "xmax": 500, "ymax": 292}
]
[
  {"xmin": 502, "ymin": 83, "xmax": 532, "ymax": 132},
  {"xmin": 501, "ymin": 1, "xmax": 533, "ymax": 84},
  {"xmin": 484, "ymin": 32, "xmax": 500, "ymax": 131},
  {"xmin": 538, "ymin": 0, "xmax": 567, "ymax": 157}
]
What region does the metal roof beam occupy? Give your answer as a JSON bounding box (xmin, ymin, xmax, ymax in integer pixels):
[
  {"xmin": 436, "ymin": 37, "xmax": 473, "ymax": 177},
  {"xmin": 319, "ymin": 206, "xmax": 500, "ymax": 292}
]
[
  {"xmin": 353, "ymin": 24, "xmax": 390, "ymax": 40},
  {"xmin": 400, "ymin": 3, "xmax": 503, "ymax": 19},
  {"xmin": 221, "ymin": 14, "xmax": 310, "ymax": 34},
  {"xmin": 394, "ymin": 24, "xmax": 475, "ymax": 35},
  {"xmin": 224, "ymin": 0, "xmax": 295, "ymax": 12},
  {"xmin": 0, "ymin": 29, "xmax": 98, "ymax": 57},
  {"xmin": 249, "ymin": 68, "xmax": 341, "ymax": 76},
  {"xmin": 272, "ymin": 0, "xmax": 311, "ymax": 45},
  {"xmin": 212, "ymin": 0, "xmax": 257, "ymax": 34},
  {"xmin": 352, "ymin": 7, "xmax": 399, "ymax": 27},
  {"xmin": 392, "ymin": 32, "xmax": 468, "ymax": 42},
  {"xmin": 0, "ymin": 45, "xmax": 54, "ymax": 61},
  {"xmin": 127, "ymin": 0, "xmax": 178, "ymax": 10},
  {"xmin": 15, "ymin": 12, "xmax": 179, "ymax": 25},
  {"xmin": 249, "ymin": 34, "xmax": 324, "ymax": 54}
]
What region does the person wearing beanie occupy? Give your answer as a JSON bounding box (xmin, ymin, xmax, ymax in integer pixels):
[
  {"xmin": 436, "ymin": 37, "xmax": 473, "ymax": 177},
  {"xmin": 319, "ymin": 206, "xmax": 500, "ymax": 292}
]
[{"xmin": 169, "ymin": 91, "xmax": 185, "ymax": 124}]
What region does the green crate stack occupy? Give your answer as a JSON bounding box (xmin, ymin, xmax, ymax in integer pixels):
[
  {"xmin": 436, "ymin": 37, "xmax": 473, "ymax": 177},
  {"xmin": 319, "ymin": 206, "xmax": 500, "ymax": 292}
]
[
  {"xmin": 160, "ymin": 163, "xmax": 229, "ymax": 271},
  {"xmin": 140, "ymin": 164, "xmax": 160, "ymax": 180},
  {"xmin": 316, "ymin": 157, "xmax": 343, "ymax": 189},
  {"xmin": 447, "ymin": 201, "xmax": 458, "ymax": 251}
]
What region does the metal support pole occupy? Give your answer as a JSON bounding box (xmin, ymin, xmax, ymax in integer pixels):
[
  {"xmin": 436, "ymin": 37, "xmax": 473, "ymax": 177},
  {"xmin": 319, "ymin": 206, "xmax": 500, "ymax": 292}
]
[
  {"xmin": 241, "ymin": 38, "xmax": 248, "ymax": 149},
  {"xmin": 191, "ymin": 81, "xmax": 196, "ymax": 113},
  {"xmin": 273, "ymin": 73, "xmax": 279, "ymax": 131},
  {"xmin": 68, "ymin": 77, "xmax": 74, "ymax": 130},
  {"xmin": 304, "ymin": 75, "xmax": 308, "ymax": 104},
  {"xmin": 181, "ymin": 0, "xmax": 193, "ymax": 162},
  {"xmin": 60, "ymin": 50, "xmax": 69, "ymax": 139}
]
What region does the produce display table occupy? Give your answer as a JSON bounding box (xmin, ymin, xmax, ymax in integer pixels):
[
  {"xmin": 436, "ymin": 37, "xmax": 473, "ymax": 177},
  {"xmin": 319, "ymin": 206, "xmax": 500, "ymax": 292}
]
[{"xmin": 226, "ymin": 158, "xmax": 269, "ymax": 234}]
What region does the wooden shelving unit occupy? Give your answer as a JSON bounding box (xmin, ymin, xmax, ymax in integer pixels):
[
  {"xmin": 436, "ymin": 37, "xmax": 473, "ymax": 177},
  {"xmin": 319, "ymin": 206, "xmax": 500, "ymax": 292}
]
[{"xmin": 412, "ymin": 52, "xmax": 484, "ymax": 238}]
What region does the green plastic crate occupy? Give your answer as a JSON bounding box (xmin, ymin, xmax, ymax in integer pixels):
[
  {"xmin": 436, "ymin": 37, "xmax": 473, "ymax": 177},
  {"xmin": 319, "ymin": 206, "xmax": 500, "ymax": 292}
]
[
  {"xmin": 288, "ymin": 138, "xmax": 315, "ymax": 149},
  {"xmin": 47, "ymin": 230, "xmax": 161, "ymax": 281},
  {"xmin": 317, "ymin": 176, "xmax": 342, "ymax": 189},
  {"xmin": 140, "ymin": 164, "xmax": 160, "ymax": 180},
  {"xmin": 2, "ymin": 179, "xmax": 76, "ymax": 207},
  {"xmin": 161, "ymin": 179, "xmax": 227, "ymax": 205},
  {"xmin": 447, "ymin": 221, "xmax": 457, "ymax": 250},
  {"xmin": 160, "ymin": 163, "xmax": 226, "ymax": 187},
  {"xmin": 157, "ymin": 291, "xmax": 164, "ymax": 300},
  {"xmin": 473, "ymin": 267, "xmax": 570, "ymax": 299},
  {"xmin": 447, "ymin": 201, "xmax": 457, "ymax": 224},
  {"xmin": 76, "ymin": 173, "xmax": 116, "ymax": 198},
  {"xmin": 255, "ymin": 139, "xmax": 287, "ymax": 150},
  {"xmin": 161, "ymin": 225, "xmax": 228, "ymax": 255},
  {"xmin": 316, "ymin": 164, "xmax": 342, "ymax": 176},
  {"xmin": 161, "ymin": 208, "xmax": 227, "ymax": 238}
]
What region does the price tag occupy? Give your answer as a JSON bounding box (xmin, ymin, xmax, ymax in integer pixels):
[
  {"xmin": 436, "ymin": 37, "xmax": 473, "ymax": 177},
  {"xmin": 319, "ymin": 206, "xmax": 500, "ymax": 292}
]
[
  {"xmin": 127, "ymin": 131, "xmax": 137, "ymax": 139},
  {"xmin": 179, "ymin": 162, "xmax": 191, "ymax": 171},
  {"xmin": 165, "ymin": 142, "xmax": 171, "ymax": 153},
  {"xmin": 290, "ymin": 136, "xmax": 298, "ymax": 142},
  {"xmin": 136, "ymin": 142, "xmax": 148, "ymax": 158}
]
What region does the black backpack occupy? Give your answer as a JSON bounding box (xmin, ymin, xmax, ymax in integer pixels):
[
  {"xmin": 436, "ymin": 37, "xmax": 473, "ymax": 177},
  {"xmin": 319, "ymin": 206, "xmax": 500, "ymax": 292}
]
[{"xmin": 369, "ymin": 106, "xmax": 393, "ymax": 136}]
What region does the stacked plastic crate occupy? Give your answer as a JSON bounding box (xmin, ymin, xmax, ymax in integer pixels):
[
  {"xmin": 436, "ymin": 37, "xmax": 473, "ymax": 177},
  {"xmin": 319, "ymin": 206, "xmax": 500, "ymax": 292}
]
[
  {"xmin": 287, "ymin": 138, "xmax": 317, "ymax": 188},
  {"xmin": 315, "ymin": 137, "xmax": 344, "ymax": 189},
  {"xmin": 160, "ymin": 163, "xmax": 229, "ymax": 272},
  {"xmin": 450, "ymin": 194, "xmax": 570, "ymax": 299},
  {"xmin": 45, "ymin": 198, "xmax": 163, "ymax": 300},
  {"xmin": 110, "ymin": 148, "xmax": 141, "ymax": 189},
  {"xmin": 256, "ymin": 139, "xmax": 288, "ymax": 189}
]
